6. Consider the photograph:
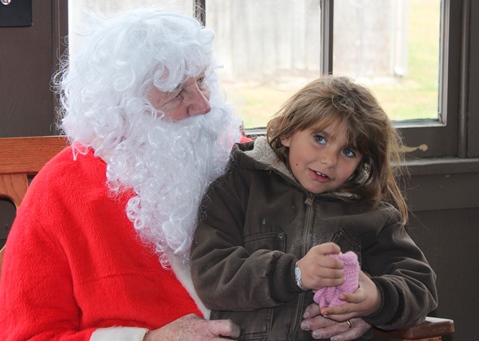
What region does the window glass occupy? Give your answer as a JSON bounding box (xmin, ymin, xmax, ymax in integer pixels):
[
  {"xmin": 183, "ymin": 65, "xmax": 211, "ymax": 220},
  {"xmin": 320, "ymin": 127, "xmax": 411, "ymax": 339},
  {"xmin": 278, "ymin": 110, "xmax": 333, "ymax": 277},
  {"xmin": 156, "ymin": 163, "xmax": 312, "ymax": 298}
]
[
  {"xmin": 206, "ymin": 0, "xmax": 322, "ymax": 128},
  {"xmin": 333, "ymin": 0, "xmax": 441, "ymax": 122}
]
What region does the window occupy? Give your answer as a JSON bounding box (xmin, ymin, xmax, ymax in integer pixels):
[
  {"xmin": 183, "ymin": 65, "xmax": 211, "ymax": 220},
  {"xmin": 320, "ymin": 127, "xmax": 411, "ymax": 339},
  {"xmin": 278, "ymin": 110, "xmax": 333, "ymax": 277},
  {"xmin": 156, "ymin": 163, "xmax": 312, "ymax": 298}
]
[
  {"xmin": 208, "ymin": 0, "xmax": 442, "ymax": 124},
  {"xmin": 205, "ymin": 0, "xmax": 459, "ymax": 159},
  {"xmin": 206, "ymin": 0, "xmax": 460, "ymax": 157}
]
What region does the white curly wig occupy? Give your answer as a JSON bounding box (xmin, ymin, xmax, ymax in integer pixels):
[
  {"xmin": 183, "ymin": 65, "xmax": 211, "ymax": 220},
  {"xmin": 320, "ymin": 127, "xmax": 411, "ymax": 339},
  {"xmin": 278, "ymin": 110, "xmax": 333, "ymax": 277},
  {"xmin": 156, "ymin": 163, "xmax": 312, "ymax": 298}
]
[{"xmin": 53, "ymin": 8, "xmax": 241, "ymax": 267}]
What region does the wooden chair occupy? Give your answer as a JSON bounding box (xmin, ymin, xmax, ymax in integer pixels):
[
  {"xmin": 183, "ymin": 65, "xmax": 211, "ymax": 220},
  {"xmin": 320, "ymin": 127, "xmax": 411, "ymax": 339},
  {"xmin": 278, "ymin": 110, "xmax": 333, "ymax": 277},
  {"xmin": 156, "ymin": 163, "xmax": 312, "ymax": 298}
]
[
  {"xmin": 373, "ymin": 316, "xmax": 454, "ymax": 340},
  {"xmin": 0, "ymin": 136, "xmax": 454, "ymax": 340},
  {"xmin": 0, "ymin": 135, "xmax": 68, "ymax": 274}
]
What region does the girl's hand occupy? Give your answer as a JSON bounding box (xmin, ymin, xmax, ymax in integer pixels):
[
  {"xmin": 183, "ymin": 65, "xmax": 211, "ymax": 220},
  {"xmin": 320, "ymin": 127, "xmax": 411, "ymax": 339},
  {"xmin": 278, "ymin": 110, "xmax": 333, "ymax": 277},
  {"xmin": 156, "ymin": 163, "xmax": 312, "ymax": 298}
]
[
  {"xmin": 144, "ymin": 314, "xmax": 240, "ymax": 341},
  {"xmin": 297, "ymin": 242, "xmax": 344, "ymax": 290},
  {"xmin": 320, "ymin": 271, "xmax": 381, "ymax": 321},
  {"xmin": 302, "ymin": 304, "xmax": 371, "ymax": 341}
]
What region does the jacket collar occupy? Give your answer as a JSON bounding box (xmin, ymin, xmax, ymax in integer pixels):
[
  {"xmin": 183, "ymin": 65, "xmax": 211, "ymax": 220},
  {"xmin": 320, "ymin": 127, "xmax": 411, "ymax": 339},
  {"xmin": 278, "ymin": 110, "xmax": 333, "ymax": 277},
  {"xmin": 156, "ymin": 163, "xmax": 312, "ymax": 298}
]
[{"xmin": 243, "ymin": 136, "xmax": 293, "ymax": 180}]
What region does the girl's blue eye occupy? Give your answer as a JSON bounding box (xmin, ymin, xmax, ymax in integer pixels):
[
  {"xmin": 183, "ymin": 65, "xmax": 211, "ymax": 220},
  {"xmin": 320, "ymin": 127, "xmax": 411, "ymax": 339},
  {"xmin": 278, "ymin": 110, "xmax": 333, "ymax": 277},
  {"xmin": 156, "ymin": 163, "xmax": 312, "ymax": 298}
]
[
  {"xmin": 314, "ymin": 135, "xmax": 326, "ymax": 144},
  {"xmin": 197, "ymin": 77, "xmax": 205, "ymax": 85},
  {"xmin": 343, "ymin": 148, "xmax": 356, "ymax": 158}
]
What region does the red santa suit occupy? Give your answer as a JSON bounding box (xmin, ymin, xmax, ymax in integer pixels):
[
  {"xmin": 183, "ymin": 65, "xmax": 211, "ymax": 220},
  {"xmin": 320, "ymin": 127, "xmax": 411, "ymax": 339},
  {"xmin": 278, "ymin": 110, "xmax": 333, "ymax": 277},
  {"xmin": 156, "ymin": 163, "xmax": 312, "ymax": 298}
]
[{"xmin": 0, "ymin": 147, "xmax": 202, "ymax": 340}]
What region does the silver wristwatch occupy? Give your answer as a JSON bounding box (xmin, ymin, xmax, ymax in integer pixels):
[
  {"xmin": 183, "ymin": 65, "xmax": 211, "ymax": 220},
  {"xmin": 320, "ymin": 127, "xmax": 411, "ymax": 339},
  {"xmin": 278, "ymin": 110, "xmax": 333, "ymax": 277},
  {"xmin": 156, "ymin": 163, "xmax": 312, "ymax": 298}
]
[{"xmin": 294, "ymin": 262, "xmax": 308, "ymax": 291}]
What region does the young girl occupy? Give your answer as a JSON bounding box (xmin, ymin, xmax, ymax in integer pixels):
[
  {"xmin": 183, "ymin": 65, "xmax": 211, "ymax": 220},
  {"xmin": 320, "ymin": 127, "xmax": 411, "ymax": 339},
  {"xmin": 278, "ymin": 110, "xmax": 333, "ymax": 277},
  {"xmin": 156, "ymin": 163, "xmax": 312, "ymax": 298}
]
[{"xmin": 190, "ymin": 76, "xmax": 438, "ymax": 340}]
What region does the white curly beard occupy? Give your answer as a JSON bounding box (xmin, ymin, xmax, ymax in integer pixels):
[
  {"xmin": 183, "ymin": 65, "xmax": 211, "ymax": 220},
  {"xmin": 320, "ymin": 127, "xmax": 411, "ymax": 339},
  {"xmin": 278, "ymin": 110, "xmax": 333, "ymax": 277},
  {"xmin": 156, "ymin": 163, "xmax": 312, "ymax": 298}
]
[{"xmin": 104, "ymin": 104, "xmax": 241, "ymax": 268}]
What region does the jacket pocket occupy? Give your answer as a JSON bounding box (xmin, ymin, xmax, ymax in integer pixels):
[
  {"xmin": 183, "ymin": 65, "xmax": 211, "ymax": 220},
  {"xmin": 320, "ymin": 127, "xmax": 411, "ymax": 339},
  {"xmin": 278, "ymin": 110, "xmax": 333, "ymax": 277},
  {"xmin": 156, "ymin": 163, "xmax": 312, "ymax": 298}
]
[
  {"xmin": 331, "ymin": 229, "xmax": 362, "ymax": 264},
  {"xmin": 244, "ymin": 231, "xmax": 286, "ymax": 254},
  {"xmin": 211, "ymin": 309, "xmax": 273, "ymax": 341}
]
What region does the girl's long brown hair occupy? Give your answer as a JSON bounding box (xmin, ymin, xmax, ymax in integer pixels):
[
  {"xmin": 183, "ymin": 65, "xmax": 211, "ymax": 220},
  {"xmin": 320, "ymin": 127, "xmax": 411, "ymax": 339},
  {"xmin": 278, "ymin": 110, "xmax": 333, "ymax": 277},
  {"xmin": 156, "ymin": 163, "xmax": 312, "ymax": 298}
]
[{"xmin": 267, "ymin": 76, "xmax": 408, "ymax": 223}]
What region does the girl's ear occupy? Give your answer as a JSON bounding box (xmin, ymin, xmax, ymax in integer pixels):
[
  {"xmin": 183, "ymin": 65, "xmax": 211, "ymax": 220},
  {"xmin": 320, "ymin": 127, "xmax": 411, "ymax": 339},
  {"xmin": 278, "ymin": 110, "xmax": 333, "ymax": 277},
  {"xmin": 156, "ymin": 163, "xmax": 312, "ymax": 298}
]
[{"xmin": 280, "ymin": 136, "xmax": 291, "ymax": 147}]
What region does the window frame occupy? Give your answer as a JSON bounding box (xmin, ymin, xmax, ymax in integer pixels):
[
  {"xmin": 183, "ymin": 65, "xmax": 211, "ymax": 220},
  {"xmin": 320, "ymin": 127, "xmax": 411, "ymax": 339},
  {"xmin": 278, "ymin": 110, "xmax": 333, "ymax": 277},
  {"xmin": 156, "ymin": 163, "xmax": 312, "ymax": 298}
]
[{"xmin": 197, "ymin": 0, "xmax": 472, "ymax": 160}]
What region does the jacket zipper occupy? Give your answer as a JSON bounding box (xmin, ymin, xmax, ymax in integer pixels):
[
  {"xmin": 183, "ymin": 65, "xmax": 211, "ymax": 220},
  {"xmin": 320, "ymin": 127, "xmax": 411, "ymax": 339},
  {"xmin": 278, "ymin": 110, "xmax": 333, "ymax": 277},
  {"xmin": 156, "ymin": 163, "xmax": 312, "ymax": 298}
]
[{"xmin": 290, "ymin": 193, "xmax": 315, "ymax": 339}]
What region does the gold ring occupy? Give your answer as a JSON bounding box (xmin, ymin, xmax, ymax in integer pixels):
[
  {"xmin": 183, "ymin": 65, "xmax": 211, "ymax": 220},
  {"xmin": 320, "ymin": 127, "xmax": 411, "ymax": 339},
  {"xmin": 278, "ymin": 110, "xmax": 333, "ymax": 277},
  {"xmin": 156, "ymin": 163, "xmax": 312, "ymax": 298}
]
[{"xmin": 346, "ymin": 320, "xmax": 352, "ymax": 329}]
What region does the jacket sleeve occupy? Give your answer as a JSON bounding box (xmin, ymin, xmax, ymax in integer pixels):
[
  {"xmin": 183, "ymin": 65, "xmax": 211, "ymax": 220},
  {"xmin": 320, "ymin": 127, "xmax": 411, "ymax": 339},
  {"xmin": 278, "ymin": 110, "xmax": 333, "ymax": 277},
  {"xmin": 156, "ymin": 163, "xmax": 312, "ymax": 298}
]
[
  {"xmin": 360, "ymin": 207, "xmax": 438, "ymax": 330},
  {"xmin": 190, "ymin": 176, "xmax": 300, "ymax": 312}
]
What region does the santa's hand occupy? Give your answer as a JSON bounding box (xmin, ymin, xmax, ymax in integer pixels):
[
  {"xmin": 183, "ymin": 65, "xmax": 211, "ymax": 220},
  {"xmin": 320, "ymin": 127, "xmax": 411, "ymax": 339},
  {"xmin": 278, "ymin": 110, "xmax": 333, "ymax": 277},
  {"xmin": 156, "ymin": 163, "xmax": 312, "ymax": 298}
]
[
  {"xmin": 144, "ymin": 314, "xmax": 240, "ymax": 341},
  {"xmin": 302, "ymin": 304, "xmax": 371, "ymax": 341}
]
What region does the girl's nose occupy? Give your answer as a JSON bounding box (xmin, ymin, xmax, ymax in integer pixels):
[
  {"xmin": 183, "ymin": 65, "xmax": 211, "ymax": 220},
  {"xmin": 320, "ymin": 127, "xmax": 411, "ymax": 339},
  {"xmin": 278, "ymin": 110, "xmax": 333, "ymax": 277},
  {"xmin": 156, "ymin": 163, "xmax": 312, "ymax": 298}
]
[{"xmin": 320, "ymin": 149, "xmax": 338, "ymax": 167}]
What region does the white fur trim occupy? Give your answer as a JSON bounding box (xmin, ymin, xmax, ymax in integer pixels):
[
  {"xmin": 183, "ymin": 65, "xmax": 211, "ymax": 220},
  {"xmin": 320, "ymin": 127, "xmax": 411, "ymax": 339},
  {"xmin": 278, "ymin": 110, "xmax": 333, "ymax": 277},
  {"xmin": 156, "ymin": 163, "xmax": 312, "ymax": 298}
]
[
  {"xmin": 244, "ymin": 136, "xmax": 293, "ymax": 178},
  {"xmin": 168, "ymin": 251, "xmax": 211, "ymax": 319},
  {"xmin": 90, "ymin": 327, "xmax": 148, "ymax": 341}
]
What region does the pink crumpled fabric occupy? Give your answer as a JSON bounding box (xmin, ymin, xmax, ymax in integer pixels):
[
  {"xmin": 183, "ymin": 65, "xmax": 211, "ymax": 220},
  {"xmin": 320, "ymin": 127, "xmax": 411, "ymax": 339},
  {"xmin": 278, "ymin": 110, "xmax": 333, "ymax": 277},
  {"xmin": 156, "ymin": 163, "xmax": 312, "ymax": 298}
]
[{"xmin": 313, "ymin": 251, "xmax": 360, "ymax": 308}]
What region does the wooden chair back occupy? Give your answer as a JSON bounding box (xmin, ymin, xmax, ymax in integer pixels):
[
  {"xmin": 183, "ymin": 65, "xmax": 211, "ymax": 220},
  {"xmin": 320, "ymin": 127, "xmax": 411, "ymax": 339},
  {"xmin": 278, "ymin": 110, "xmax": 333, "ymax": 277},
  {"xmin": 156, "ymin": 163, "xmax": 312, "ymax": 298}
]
[{"xmin": 0, "ymin": 136, "xmax": 68, "ymax": 273}]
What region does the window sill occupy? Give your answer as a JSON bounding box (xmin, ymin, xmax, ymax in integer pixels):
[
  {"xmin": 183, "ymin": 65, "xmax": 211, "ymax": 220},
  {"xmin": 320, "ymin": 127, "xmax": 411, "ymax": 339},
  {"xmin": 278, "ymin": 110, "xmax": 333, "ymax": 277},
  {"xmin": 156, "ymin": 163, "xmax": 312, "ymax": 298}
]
[{"xmin": 405, "ymin": 158, "xmax": 479, "ymax": 212}]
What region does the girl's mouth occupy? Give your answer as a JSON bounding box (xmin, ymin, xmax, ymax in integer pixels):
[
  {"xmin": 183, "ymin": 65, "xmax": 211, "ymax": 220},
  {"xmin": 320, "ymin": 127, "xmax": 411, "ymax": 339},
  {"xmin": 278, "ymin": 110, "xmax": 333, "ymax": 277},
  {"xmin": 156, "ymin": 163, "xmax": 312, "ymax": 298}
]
[
  {"xmin": 311, "ymin": 169, "xmax": 331, "ymax": 183},
  {"xmin": 314, "ymin": 170, "xmax": 329, "ymax": 178}
]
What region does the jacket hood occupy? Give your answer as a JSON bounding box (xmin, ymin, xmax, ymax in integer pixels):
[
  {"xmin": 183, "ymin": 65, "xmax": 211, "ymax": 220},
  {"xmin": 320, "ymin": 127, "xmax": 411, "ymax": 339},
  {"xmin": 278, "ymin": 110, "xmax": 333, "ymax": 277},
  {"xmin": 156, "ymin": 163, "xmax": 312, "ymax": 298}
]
[{"xmin": 243, "ymin": 136, "xmax": 293, "ymax": 179}]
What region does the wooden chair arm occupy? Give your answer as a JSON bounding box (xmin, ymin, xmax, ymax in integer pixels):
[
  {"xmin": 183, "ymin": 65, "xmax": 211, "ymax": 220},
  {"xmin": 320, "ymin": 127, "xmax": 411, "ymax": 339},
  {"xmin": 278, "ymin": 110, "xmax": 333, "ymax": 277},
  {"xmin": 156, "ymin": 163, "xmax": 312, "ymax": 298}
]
[{"xmin": 373, "ymin": 316, "xmax": 454, "ymax": 340}]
